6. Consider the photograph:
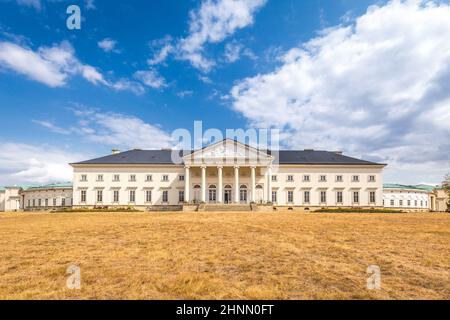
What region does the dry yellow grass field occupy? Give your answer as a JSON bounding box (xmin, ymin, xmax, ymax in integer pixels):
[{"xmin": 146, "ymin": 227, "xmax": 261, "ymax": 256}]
[{"xmin": 0, "ymin": 211, "xmax": 449, "ymax": 300}]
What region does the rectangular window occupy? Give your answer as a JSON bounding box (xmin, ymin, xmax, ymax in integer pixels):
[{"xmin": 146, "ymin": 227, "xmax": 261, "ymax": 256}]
[
  {"xmin": 97, "ymin": 174, "xmax": 103, "ymax": 182},
  {"xmin": 38, "ymin": 199, "xmax": 41, "ymax": 207},
  {"xmin": 28, "ymin": 199, "xmax": 30, "ymax": 207},
  {"xmin": 369, "ymin": 175, "xmax": 376, "ymax": 182},
  {"xmin": 129, "ymin": 190, "xmax": 136, "ymax": 203},
  {"xmin": 407, "ymin": 200, "xmax": 411, "ymax": 206},
  {"xmin": 319, "ymin": 175, "xmax": 327, "ymax": 182},
  {"xmin": 320, "ymin": 191, "xmax": 327, "ymax": 203},
  {"xmin": 415, "ymin": 200, "xmax": 418, "ymax": 207},
  {"xmin": 162, "ymin": 175, "xmax": 169, "ymax": 182},
  {"xmin": 53, "ymin": 198, "xmax": 56, "ymax": 206},
  {"xmin": 271, "ymin": 191, "xmax": 277, "ymax": 203},
  {"xmin": 337, "ymin": 191, "xmax": 343, "ymax": 203},
  {"xmin": 129, "ymin": 175, "xmax": 136, "ymax": 182},
  {"xmin": 399, "ymin": 200, "xmax": 403, "ymax": 206},
  {"xmin": 271, "ymin": 175, "xmax": 277, "ymax": 182},
  {"xmin": 420, "ymin": 201, "xmax": 423, "ymax": 207},
  {"xmin": 391, "ymin": 199, "xmax": 395, "ymax": 206},
  {"xmin": 304, "ymin": 191, "xmax": 310, "ymax": 204},
  {"xmin": 81, "ymin": 190, "xmax": 86, "ymax": 202},
  {"xmin": 336, "ymin": 175, "xmax": 343, "ymax": 182},
  {"xmin": 33, "ymin": 199, "xmax": 35, "ymax": 207},
  {"xmin": 352, "ymin": 175, "xmax": 360, "ymax": 182},
  {"xmin": 369, "ymin": 191, "xmax": 376, "ymax": 204},
  {"xmin": 162, "ymin": 190, "xmax": 168, "ymax": 203},
  {"xmin": 113, "ymin": 190, "xmax": 119, "ymax": 203},
  {"xmin": 113, "ymin": 174, "xmax": 120, "ymax": 182},
  {"xmin": 97, "ymin": 190, "xmax": 103, "ymax": 203},
  {"xmin": 303, "ymin": 175, "xmax": 310, "ymax": 182},
  {"xmin": 179, "ymin": 175, "xmax": 185, "ymax": 181},
  {"xmin": 209, "ymin": 189, "xmax": 217, "ymax": 202},
  {"xmin": 287, "ymin": 175, "xmax": 294, "ymax": 182},
  {"xmin": 61, "ymin": 198, "xmax": 66, "ymax": 206},
  {"xmin": 146, "ymin": 175, "xmax": 152, "ymax": 182},
  {"xmin": 145, "ymin": 190, "xmax": 152, "ymax": 203},
  {"xmin": 353, "ymin": 191, "xmax": 360, "ymax": 203},
  {"xmin": 179, "ymin": 191, "xmax": 185, "ymax": 203},
  {"xmin": 287, "ymin": 191, "xmax": 294, "ymax": 203},
  {"xmin": 45, "ymin": 199, "xmax": 48, "ymax": 207},
  {"xmin": 80, "ymin": 174, "xmax": 87, "ymax": 182}
]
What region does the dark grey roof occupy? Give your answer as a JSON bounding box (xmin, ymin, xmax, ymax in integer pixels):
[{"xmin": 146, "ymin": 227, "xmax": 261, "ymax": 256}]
[
  {"xmin": 271, "ymin": 150, "xmax": 380, "ymax": 165},
  {"xmin": 72, "ymin": 149, "xmax": 383, "ymax": 166}
]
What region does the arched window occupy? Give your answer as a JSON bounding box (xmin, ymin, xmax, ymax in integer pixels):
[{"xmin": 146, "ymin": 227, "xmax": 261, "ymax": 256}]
[
  {"xmin": 256, "ymin": 185, "xmax": 263, "ymax": 189},
  {"xmin": 194, "ymin": 185, "xmax": 201, "ymax": 189},
  {"xmin": 240, "ymin": 185, "xmax": 247, "ymax": 189},
  {"xmin": 209, "ymin": 185, "xmax": 217, "ymax": 189},
  {"xmin": 224, "ymin": 185, "xmax": 232, "ymax": 189}
]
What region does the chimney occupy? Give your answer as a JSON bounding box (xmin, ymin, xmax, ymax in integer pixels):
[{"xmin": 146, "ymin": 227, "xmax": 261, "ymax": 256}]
[{"xmin": 111, "ymin": 149, "xmax": 120, "ymax": 155}]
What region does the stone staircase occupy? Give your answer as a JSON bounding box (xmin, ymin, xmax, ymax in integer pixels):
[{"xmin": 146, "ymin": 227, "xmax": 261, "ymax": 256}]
[{"xmin": 199, "ymin": 204, "xmax": 253, "ymax": 212}]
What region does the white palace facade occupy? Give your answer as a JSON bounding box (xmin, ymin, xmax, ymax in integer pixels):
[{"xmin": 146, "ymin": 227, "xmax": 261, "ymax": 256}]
[{"xmin": 70, "ymin": 139, "xmax": 386, "ymax": 210}]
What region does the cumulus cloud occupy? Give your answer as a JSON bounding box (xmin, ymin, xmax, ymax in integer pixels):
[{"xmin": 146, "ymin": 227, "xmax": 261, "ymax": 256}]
[
  {"xmin": 146, "ymin": 0, "xmax": 266, "ymax": 71},
  {"xmin": 177, "ymin": 0, "xmax": 266, "ymax": 71},
  {"xmin": 0, "ymin": 40, "xmax": 107, "ymax": 87},
  {"xmin": 224, "ymin": 41, "xmax": 243, "ymax": 62},
  {"xmin": 98, "ymin": 38, "xmax": 118, "ymax": 53},
  {"xmin": 35, "ymin": 107, "xmax": 173, "ymax": 150},
  {"xmin": 230, "ymin": 0, "xmax": 450, "ymax": 183},
  {"xmin": 0, "ymin": 143, "xmax": 86, "ymax": 185},
  {"xmin": 134, "ymin": 69, "xmax": 167, "ymax": 89}
]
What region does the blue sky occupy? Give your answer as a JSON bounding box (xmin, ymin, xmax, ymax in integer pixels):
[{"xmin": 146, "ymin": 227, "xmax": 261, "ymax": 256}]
[{"xmin": 0, "ymin": 0, "xmax": 449, "ymax": 185}]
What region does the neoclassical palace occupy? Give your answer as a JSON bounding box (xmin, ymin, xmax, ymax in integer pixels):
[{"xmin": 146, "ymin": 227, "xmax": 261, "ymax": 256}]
[{"xmin": 70, "ymin": 139, "xmax": 386, "ymax": 210}]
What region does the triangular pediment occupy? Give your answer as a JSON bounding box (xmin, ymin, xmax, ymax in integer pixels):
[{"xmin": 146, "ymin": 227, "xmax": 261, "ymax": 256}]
[{"xmin": 183, "ymin": 139, "xmax": 273, "ymax": 166}]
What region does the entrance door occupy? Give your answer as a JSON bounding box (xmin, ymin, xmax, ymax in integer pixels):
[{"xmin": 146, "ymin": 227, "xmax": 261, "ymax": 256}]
[
  {"xmin": 224, "ymin": 190, "xmax": 232, "ymax": 204},
  {"xmin": 255, "ymin": 185, "xmax": 264, "ymax": 203}
]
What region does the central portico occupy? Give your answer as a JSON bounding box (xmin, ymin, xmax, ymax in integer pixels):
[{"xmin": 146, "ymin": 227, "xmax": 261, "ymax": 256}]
[{"xmin": 182, "ymin": 139, "xmax": 274, "ymax": 204}]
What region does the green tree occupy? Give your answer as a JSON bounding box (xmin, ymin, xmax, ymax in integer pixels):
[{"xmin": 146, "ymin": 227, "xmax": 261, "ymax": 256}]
[{"xmin": 443, "ymin": 174, "xmax": 450, "ymax": 212}]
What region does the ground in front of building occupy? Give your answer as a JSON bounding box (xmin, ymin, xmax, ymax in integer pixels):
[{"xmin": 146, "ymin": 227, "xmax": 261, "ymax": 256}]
[{"xmin": 0, "ymin": 211, "xmax": 449, "ymax": 299}]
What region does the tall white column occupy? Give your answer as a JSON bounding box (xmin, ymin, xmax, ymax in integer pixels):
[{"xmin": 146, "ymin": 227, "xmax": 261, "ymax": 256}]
[
  {"xmin": 217, "ymin": 166, "xmax": 223, "ymax": 203},
  {"xmin": 267, "ymin": 166, "xmax": 272, "ymax": 203},
  {"xmin": 234, "ymin": 166, "xmax": 240, "ymax": 203},
  {"xmin": 251, "ymin": 166, "xmax": 256, "ymax": 203},
  {"xmin": 184, "ymin": 166, "xmax": 190, "ymax": 203},
  {"xmin": 201, "ymin": 166, "xmax": 206, "ymax": 203}
]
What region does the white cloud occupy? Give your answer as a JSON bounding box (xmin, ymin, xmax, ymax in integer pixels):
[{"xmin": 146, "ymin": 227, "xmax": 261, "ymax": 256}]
[
  {"xmin": 0, "ymin": 142, "xmax": 86, "ymax": 185},
  {"xmin": 111, "ymin": 78, "xmax": 145, "ymax": 95},
  {"xmin": 177, "ymin": 0, "xmax": 267, "ymax": 71},
  {"xmin": 224, "ymin": 41, "xmax": 243, "ymax": 62},
  {"xmin": 98, "ymin": 38, "xmax": 118, "ymax": 53},
  {"xmin": 0, "ymin": 40, "xmax": 108, "ymax": 87},
  {"xmin": 15, "ymin": 0, "xmax": 41, "ymax": 10},
  {"xmin": 35, "ymin": 107, "xmax": 174, "ymax": 151},
  {"xmin": 147, "ymin": 36, "xmax": 174, "ymax": 66},
  {"xmin": 230, "ymin": 0, "xmax": 450, "ymax": 184},
  {"xmin": 134, "ymin": 69, "xmax": 167, "ymax": 89}
]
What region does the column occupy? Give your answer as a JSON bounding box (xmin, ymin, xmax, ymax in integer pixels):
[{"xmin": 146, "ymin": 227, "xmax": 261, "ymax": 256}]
[
  {"xmin": 267, "ymin": 166, "xmax": 272, "ymax": 203},
  {"xmin": 184, "ymin": 166, "xmax": 190, "ymax": 203},
  {"xmin": 217, "ymin": 166, "xmax": 223, "ymax": 203},
  {"xmin": 201, "ymin": 166, "xmax": 206, "ymax": 203},
  {"xmin": 234, "ymin": 166, "xmax": 240, "ymax": 203},
  {"xmin": 251, "ymin": 166, "xmax": 256, "ymax": 203}
]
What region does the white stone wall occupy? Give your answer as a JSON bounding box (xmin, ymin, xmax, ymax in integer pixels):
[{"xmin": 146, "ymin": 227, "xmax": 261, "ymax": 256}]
[
  {"xmin": 383, "ymin": 189, "xmax": 430, "ymax": 210},
  {"xmin": 72, "ymin": 164, "xmax": 384, "ymax": 208},
  {"xmin": 0, "ymin": 188, "xmax": 21, "ymax": 212},
  {"xmin": 73, "ymin": 165, "xmax": 186, "ymax": 207},
  {"xmin": 23, "ymin": 188, "xmax": 73, "ymax": 210}
]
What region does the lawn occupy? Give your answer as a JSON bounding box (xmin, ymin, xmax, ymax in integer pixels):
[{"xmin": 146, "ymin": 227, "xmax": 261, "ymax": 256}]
[{"xmin": 0, "ymin": 211, "xmax": 449, "ymax": 300}]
